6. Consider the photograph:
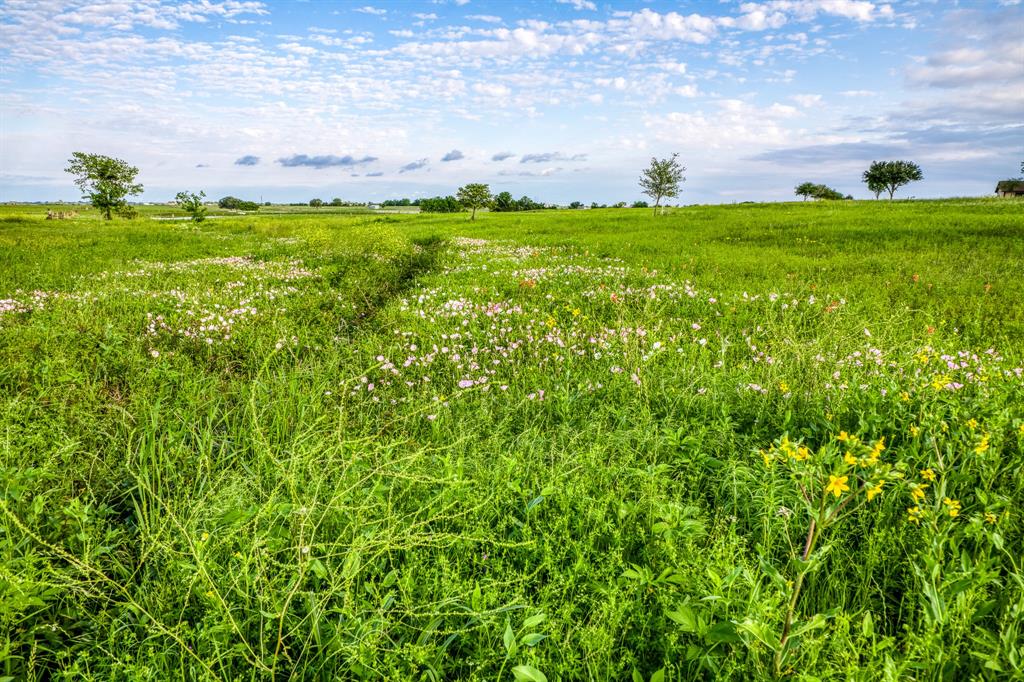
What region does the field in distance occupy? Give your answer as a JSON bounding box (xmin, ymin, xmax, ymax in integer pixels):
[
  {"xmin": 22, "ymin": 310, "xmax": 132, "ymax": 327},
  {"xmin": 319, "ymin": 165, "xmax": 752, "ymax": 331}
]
[{"xmin": 1, "ymin": 198, "xmax": 1022, "ymax": 680}]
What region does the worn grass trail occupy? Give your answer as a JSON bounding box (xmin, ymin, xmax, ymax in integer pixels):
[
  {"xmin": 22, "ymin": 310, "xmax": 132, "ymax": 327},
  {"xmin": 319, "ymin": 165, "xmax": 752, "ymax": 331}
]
[{"xmin": 0, "ymin": 200, "xmax": 1022, "ymax": 680}]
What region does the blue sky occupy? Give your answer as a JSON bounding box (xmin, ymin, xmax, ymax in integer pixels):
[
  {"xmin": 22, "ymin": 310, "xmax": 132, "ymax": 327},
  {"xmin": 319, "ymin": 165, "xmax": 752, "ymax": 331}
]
[{"xmin": 1, "ymin": 0, "xmax": 1021, "ymax": 204}]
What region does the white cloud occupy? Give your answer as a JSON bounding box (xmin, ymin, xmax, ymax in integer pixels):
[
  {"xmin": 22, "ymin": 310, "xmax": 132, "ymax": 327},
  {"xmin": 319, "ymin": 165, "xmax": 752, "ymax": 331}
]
[
  {"xmin": 557, "ymin": 0, "xmax": 597, "ymax": 11},
  {"xmin": 354, "ymin": 6, "xmax": 387, "ymax": 16},
  {"xmin": 791, "ymin": 93, "xmax": 822, "ymax": 107}
]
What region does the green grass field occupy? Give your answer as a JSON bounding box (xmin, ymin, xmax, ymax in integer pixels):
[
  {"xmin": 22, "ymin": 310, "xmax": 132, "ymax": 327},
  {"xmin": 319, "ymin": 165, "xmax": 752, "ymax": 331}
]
[{"xmin": 1, "ymin": 199, "xmax": 1023, "ymax": 680}]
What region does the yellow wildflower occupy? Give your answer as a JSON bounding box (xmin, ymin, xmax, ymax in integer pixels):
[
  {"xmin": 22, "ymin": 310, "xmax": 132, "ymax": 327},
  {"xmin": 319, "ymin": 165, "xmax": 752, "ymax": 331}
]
[
  {"xmin": 837, "ymin": 431, "xmax": 851, "ymax": 443},
  {"xmin": 779, "ymin": 381, "xmax": 790, "ymax": 393},
  {"xmin": 900, "ymin": 391, "xmax": 910, "ymax": 402},
  {"xmin": 920, "ymin": 468, "xmax": 936, "ymax": 482},
  {"xmin": 974, "ymin": 433, "xmax": 990, "ymax": 455},
  {"xmin": 943, "ymin": 498, "xmax": 961, "ymax": 518},
  {"xmin": 907, "ymin": 506, "xmax": 922, "ymax": 524},
  {"xmin": 795, "ymin": 446, "xmax": 810, "ymax": 461},
  {"xmin": 825, "ymin": 474, "xmax": 850, "ymax": 498},
  {"xmin": 1018, "ymin": 424, "xmax": 1024, "ymax": 436},
  {"xmin": 761, "ymin": 449, "xmax": 773, "ymax": 467},
  {"xmin": 909, "ymin": 425, "xmax": 920, "ymax": 437},
  {"xmin": 844, "ymin": 451, "xmax": 859, "ymax": 466},
  {"xmin": 931, "ymin": 375, "xmax": 951, "ymax": 391},
  {"xmin": 911, "ymin": 485, "xmax": 927, "ymax": 502},
  {"xmin": 984, "ymin": 512, "xmax": 997, "ymax": 525},
  {"xmin": 866, "ymin": 480, "xmax": 884, "ymax": 502},
  {"xmin": 966, "ymin": 418, "xmax": 978, "ymax": 430}
]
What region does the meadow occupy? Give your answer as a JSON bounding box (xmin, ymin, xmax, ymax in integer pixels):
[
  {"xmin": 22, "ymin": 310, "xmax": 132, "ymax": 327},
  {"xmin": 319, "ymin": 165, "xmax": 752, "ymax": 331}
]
[{"xmin": 1, "ymin": 199, "xmax": 1022, "ymax": 680}]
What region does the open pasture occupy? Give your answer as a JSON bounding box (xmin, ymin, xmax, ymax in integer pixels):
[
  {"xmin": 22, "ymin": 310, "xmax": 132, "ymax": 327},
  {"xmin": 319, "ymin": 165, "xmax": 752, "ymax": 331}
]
[{"xmin": 1, "ymin": 199, "xmax": 1023, "ymax": 680}]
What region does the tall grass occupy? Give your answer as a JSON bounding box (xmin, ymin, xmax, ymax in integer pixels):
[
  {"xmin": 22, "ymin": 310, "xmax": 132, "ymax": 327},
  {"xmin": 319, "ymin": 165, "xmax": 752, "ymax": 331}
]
[{"xmin": 1, "ymin": 199, "xmax": 1022, "ymax": 680}]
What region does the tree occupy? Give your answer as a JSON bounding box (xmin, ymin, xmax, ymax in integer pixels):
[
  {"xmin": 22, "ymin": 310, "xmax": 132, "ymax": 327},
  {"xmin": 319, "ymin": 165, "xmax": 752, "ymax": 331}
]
[
  {"xmin": 309, "ymin": 198, "xmax": 323, "ymax": 209},
  {"xmin": 517, "ymin": 195, "xmax": 542, "ymax": 211},
  {"xmin": 810, "ymin": 184, "xmax": 845, "ymax": 201},
  {"xmin": 419, "ymin": 196, "xmax": 463, "ymax": 213},
  {"xmin": 639, "ymin": 153, "xmax": 685, "ymax": 215},
  {"xmin": 175, "ymin": 190, "xmax": 207, "ymax": 222},
  {"xmin": 569, "ymin": 201, "xmax": 584, "ymax": 209},
  {"xmin": 795, "ymin": 182, "xmax": 818, "ymax": 201},
  {"xmin": 457, "ymin": 183, "xmax": 491, "ymax": 220},
  {"xmin": 862, "ymin": 160, "xmax": 923, "ymax": 200},
  {"xmin": 64, "ymin": 152, "xmax": 143, "ymax": 220},
  {"xmin": 492, "ymin": 191, "xmax": 516, "ymax": 212},
  {"xmin": 631, "ymin": 200, "xmax": 649, "ymax": 209},
  {"xmin": 330, "ymin": 197, "xmax": 343, "ymax": 206}
]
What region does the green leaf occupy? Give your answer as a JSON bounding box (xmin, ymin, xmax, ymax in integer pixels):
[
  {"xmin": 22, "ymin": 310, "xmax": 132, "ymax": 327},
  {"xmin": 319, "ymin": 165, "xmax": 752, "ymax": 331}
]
[
  {"xmin": 520, "ymin": 633, "xmax": 547, "ymax": 647},
  {"xmin": 666, "ymin": 606, "xmax": 699, "ymax": 633},
  {"xmin": 861, "ymin": 611, "xmax": 874, "ymax": 638},
  {"xmin": 632, "ymin": 670, "xmax": 644, "ymax": 682},
  {"xmin": 511, "ymin": 665, "xmax": 547, "ymax": 682},
  {"xmin": 705, "ymin": 620, "xmax": 740, "ymax": 643},
  {"xmin": 308, "ymin": 558, "xmax": 328, "ymax": 580},
  {"xmin": 503, "ymin": 621, "xmax": 516, "ymax": 655},
  {"xmin": 522, "ymin": 613, "xmax": 547, "ymax": 629},
  {"xmin": 650, "ymin": 668, "xmax": 665, "ymax": 682}
]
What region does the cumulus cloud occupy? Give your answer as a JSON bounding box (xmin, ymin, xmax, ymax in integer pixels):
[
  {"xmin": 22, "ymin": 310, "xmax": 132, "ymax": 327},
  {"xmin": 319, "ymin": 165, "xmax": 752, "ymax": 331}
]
[
  {"xmin": 466, "ymin": 14, "xmax": 503, "ymax": 23},
  {"xmin": 441, "ymin": 149, "xmax": 465, "ymax": 162},
  {"xmin": 557, "ymin": 0, "xmax": 597, "ymax": 10},
  {"xmin": 354, "ymin": 6, "xmax": 387, "ymax": 16},
  {"xmin": 492, "ymin": 151, "xmax": 516, "ymax": 161},
  {"xmin": 520, "ymin": 152, "xmax": 587, "ymax": 163},
  {"xmin": 398, "ymin": 158, "xmax": 429, "ymax": 173},
  {"xmin": 234, "ymin": 155, "xmax": 260, "ymax": 166},
  {"xmin": 277, "ymin": 154, "xmax": 378, "ymax": 169}
]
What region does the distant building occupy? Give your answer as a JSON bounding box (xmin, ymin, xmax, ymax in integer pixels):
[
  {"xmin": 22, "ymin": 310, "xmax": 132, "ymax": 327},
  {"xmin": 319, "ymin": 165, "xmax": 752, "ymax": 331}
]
[{"xmin": 995, "ymin": 180, "xmax": 1024, "ymax": 197}]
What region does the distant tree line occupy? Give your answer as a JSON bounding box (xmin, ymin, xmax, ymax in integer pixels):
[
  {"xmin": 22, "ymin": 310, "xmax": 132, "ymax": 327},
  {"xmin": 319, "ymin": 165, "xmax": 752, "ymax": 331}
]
[{"xmin": 218, "ymin": 196, "xmax": 261, "ymax": 211}]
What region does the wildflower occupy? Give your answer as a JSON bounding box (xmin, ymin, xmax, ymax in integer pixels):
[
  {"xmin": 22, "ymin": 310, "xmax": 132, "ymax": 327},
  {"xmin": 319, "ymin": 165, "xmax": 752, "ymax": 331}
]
[
  {"xmin": 974, "ymin": 433, "xmax": 990, "ymax": 455},
  {"xmin": 920, "ymin": 468, "xmax": 936, "ymax": 482},
  {"xmin": 966, "ymin": 418, "xmax": 978, "ymax": 430},
  {"xmin": 931, "ymin": 375, "xmax": 952, "ymax": 391},
  {"xmin": 149, "ymin": 349, "xmax": 160, "ymax": 358},
  {"xmin": 866, "ymin": 480, "xmax": 885, "ymax": 501},
  {"xmin": 943, "ymin": 498, "xmax": 961, "ymax": 518},
  {"xmin": 909, "ymin": 425, "xmax": 920, "ymax": 437},
  {"xmin": 844, "ymin": 451, "xmax": 858, "ymax": 466},
  {"xmin": 900, "ymin": 391, "xmax": 910, "ymax": 402},
  {"xmin": 779, "ymin": 381, "xmax": 790, "ymax": 393},
  {"xmin": 910, "ymin": 484, "xmax": 927, "ymax": 502},
  {"xmin": 837, "ymin": 431, "xmax": 851, "ymax": 443},
  {"xmin": 867, "ymin": 437, "xmax": 885, "ymax": 463},
  {"xmin": 1019, "ymin": 424, "xmax": 1024, "ymax": 437},
  {"xmin": 825, "ymin": 475, "xmax": 850, "ymax": 498},
  {"xmin": 985, "ymin": 512, "xmax": 997, "ymax": 525},
  {"xmin": 907, "ymin": 506, "xmax": 922, "ymax": 524},
  {"xmin": 761, "ymin": 449, "xmax": 773, "ymax": 467},
  {"xmin": 794, "ymin": 446, "xmax": 810, "ymax": 461}
]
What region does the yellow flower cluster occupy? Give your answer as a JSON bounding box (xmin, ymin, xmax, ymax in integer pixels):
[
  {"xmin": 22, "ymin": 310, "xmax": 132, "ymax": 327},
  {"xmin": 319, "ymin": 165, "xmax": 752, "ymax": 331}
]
[
  {"xmin": 974, "ymin": 433, "xmax": 990, "ymax": 455},
  {"xmin": 943, "ymin": 498, "xmax": 961, "ymax": 518}
]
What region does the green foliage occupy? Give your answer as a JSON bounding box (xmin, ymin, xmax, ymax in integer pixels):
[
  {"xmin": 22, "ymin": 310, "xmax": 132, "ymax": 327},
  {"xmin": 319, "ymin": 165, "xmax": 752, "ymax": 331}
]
[
  {"xmin": 457, "ymin": 183, "xmax": 492, "ymax": 219},
  {"xmin": 309, "ymin": 198, "xmax": 323, "ymax": 208},
  {"xmin": 862, "ymin": 160, "xmax": 924, "ymax": 200},
  {"xmin": 174, "ymin": 190, "xmax": 207, "ymax": 222},
  {"xmin": 631, "ymin": 200, "xmax": 649, "ymax": 208},
  {"xmin": 217, "ymin": 196, "xmax": 261, "ymax": 211},
  {"xmin": 419, "ymin": 195, "xmax": 463, "ymax": 213},
  {"xmin": 63, "ymin": 151, "xmax": 144, "ymax": 220},
  {"xmin": 639, "ymin": 153, "xmax": 686, "ymax": 214},
  {"xmin": 0, "ymin": 200, "xmax": 1022, "ymax": 679}
]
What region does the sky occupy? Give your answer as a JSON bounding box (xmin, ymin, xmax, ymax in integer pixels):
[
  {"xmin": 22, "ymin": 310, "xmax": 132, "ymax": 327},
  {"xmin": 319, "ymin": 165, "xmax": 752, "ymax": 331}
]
[{"xmin": 1, "ymin": 0, "xmax": 1021, "ymax": 205}]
